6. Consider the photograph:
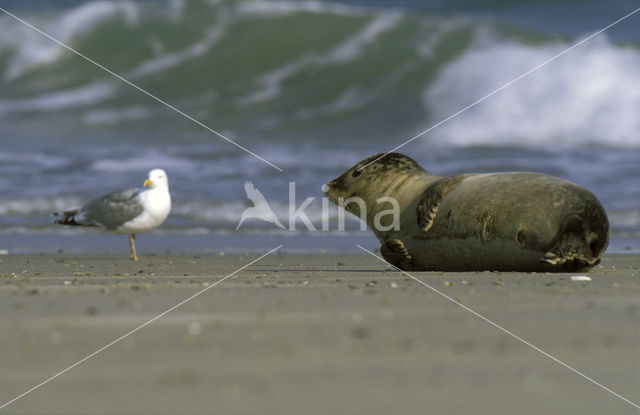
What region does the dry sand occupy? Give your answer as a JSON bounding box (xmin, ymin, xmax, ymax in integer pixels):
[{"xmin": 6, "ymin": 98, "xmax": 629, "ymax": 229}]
[{"xmin": 0, "ymin": 252, "xmax": 638, "ymax": 415}]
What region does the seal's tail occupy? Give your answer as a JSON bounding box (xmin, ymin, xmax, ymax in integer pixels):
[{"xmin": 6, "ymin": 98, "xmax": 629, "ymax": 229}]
[{"xmin": 540, "ymin": 215, "xmax": 608, "ymax": 271}]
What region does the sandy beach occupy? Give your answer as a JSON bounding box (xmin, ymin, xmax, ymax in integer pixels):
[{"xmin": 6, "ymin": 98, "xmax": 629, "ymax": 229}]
[
  {"xmin": 3, "ymin": 1, "xmax": 640, "ymax": 414},
  {"xmin": 0, "ymin": 252, "xmax": 638, "ymax": 414}
]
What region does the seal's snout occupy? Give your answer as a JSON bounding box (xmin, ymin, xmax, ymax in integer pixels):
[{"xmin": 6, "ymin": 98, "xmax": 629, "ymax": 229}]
[
  {"xmin": 323, "ymin": 176, "xmax": 347, "ymax": 192},
  {"xmin": 325, "ymin": 178, "xmax": 344, "ymax": 191}
]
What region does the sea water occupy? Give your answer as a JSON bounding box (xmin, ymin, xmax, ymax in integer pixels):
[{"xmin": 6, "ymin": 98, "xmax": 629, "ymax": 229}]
[{"xmin": 0, "ymin": 0, "xmax": 638, "ymax": 254}]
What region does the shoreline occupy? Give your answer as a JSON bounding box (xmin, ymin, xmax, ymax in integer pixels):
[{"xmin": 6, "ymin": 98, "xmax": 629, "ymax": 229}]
[
  {"xmin": 1, "ymin": 233, "xmax": 639, "ymax": 255},
  {"xmin": 0, "ymin": 253, "xmax": 638, "ymax": 414}
]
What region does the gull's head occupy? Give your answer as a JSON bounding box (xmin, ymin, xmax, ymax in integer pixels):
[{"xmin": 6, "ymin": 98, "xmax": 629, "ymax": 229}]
[{"xmin": 144, "ymin": 169, "xmax": 169, "ymax": 189}]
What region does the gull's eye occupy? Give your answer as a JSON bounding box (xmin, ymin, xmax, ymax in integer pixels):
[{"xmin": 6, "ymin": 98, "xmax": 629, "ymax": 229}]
[{"xmin": 351, "ymin": 170, "xmax": 362, "ymax": 178}]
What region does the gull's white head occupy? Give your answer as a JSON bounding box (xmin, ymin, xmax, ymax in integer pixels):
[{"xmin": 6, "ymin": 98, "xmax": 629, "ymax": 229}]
[{"xmin": 144, "ymin": 169, "xmax": 169, "ymax": 189}]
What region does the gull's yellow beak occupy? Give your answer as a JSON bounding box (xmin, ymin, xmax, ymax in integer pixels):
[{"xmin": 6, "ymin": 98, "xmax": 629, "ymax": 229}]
[{"xmin": 144, "ymin": 179, "xmax": 153, "ymax": 187}]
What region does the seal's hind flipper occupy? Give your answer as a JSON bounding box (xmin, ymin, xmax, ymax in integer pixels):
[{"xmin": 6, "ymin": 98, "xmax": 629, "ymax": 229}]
[
  {"xmin": 381, "ymin": 239, "xmax": 416, "ymax": 271},
  {"xmin": 540, "ymin": 216, "xmax": 605, "ymax": 271},
  {"xmin": 417, "ymin": 175, "xmax": 469, "ymax": 232},
  {"xmin": 540, "ymin": 251, "xmax": 600, "ymax": 271}
]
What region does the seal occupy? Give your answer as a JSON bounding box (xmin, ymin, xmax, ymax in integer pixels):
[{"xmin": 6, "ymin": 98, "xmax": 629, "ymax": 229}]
[{"xmin": 324, "ymin": 153, "xmax": 609, "ymax": 272}]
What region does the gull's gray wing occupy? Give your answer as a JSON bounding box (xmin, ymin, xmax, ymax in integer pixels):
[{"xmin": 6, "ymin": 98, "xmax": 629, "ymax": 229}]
[{"xmin": 76, "ymin": 187, "xmax": 145, "ymax": 230}]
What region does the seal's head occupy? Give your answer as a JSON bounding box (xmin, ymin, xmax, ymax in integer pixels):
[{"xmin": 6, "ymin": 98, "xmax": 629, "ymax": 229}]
[{"xmin": 324, "ymin": 153, "xmax": 423, "ymax": 215}]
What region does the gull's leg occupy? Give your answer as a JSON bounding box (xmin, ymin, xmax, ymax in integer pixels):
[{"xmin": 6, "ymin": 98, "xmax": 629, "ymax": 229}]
[{"xmin": 129, "ymin": 233, "xmax": 138, "ymax": 261}]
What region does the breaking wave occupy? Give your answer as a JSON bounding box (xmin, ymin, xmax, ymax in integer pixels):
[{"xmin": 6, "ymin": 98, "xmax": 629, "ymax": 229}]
[{"xmin": 1, "ymin": 1, "xmax": 639, "ymax": 147}]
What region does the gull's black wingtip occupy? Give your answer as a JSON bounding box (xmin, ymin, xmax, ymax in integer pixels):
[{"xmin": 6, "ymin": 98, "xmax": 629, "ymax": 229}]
[{"xmin": 52, "ymin": 209, "xmax": 81, "ymax": 226}]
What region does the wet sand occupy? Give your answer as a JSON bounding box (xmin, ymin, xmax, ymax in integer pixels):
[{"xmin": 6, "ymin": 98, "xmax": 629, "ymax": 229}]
[{"xmin": 0, "ymin": 253, "xmax": 639, "ymax": 415}]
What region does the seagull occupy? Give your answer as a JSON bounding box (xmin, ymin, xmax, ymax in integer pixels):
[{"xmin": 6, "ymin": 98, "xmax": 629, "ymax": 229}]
[
  {"xmin": 54, "ymin": 169, "xmax": 171, "ymax": 261},
  {"xmin": 236, "ymin": 181, "xmax": 285, "ymax": 230}
]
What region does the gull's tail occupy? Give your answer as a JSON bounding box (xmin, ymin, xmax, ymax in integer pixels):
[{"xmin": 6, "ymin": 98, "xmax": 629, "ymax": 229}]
[{"xmin": 53, "ymin": 209, "xmax": 87, "ymax": 226}]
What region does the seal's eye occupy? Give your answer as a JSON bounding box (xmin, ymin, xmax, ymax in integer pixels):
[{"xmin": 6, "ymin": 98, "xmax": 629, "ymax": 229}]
[{"xmin": 351, "ymin": 170, "xmax": 362, "ymax": 178}]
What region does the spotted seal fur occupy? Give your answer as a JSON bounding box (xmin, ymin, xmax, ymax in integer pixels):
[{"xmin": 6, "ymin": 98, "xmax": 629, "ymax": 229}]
[{"xmin": 324, "ymin": 153, "xmax": 609, "ymax": 272}]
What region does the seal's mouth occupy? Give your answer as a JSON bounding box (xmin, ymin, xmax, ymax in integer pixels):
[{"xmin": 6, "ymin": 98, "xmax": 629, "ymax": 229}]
[
  {"xmin": 324, "ymin": 179, "xmax": 359, "ymax": 210},
  {"xmin": 323, "ymin": 185, "xmax": 340, "ymax": 206},
  {"xmin": 325, "ymin": 192, "xmax": 340, "ymax": 207},
  {"xmin": 323, "ymin": 182, "xmax": 340, "ymax": 202}
]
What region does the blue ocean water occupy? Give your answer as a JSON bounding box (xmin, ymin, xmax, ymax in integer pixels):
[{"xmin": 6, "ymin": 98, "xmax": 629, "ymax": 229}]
[{"xmin": 0, "ymin": 1, "xmax": 638, "ymax": 254}]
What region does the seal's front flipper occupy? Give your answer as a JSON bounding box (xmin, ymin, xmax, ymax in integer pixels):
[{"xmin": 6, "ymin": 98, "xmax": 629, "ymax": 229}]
[
  {"xmin": 380, "ymin": 239, "xmax": 416, "ymax": 271},
  {"xmin": 417, "ymin": 175, "xmax": 468, "ymax": 232}
]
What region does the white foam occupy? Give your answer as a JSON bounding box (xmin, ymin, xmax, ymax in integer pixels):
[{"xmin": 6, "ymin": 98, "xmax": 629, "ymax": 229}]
[
  {"xmin": 130, "ymin": 13, "xmax": 228, "ymax": 78},
  {"xmin": 322, "ymin": 12, "xmax": 403, "ymax": 64},
  {"xmin": 172, "ymin": 201, "xmax": 247, "ymax": 222},
  {"xmin": 83, "ymin": 106, "xmax": 151, "ymax": 125},
  {"xmin": 291, "ymin": 57, "xmax": 418, "ymax": 121},
  {"xmin": 236, "ymin": 56, "xmax": 314, "ymax": 107},
  {"xmin": 0, "ymin": 150, "xmax": 71, "ymax": 170},
  {"xmin": 0, "ymin": 81, "xmax": 117, "ymax": 115},
  {"xmin": 293, "ymin": 87, "xmax": 364, "ymax": 120},
  {"xmin": 424, "ymin": 34, "xmax": 640, "ymax": 148},
  {"xmin": 237, "ymin": 12, "xmax": 402, "ymax": 107},
  {"xmin": 416, "ymin": 18, "xmax": 470, "ymax": 60},
  {"xmin": 91, "ymin": 151, "xmax": 197, "ymax": 174},
  {"xmin": 3, "ymin": 1, "xmax": 139, "ymax": 80},
  {"xmin": 0, "ymin": 197, "xmax": 83, "ymax": 215},
  {"xmin": 236, "ymin": 0, "xmax": 368, "ymax": 18}
]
